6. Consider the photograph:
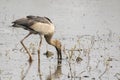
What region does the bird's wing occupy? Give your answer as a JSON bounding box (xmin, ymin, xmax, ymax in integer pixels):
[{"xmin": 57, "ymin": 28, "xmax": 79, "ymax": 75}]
[
  {"xmin": 12, "ymin": 18, "xmax": 34, "ymax": 27},
  {"xmin": 44, "ymin": 17, "xmax": 52, "ymax": 23},
  {"xmin": 12, "ymin": 18, "xmax": 35, "ymax": 31},
  {"xmin": 27, "ymin": 15, "xmax": 52, "ymax": 24}
]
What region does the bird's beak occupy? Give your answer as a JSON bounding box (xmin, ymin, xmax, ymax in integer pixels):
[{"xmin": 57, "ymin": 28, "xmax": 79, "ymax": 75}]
[{"xmin": 56, "ymin": 47, "xmax": 62, "ymax": 64}]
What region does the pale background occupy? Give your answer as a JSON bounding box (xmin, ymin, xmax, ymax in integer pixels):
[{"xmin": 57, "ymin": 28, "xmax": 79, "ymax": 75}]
[{"xmin": 0, "ymin": 0, "xmax": 120, "ymax": 80}]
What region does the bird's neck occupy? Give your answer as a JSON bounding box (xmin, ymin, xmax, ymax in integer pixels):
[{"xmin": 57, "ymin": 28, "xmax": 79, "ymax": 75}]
[
  {"xmin": 44, "ymin": 33, "xmax": 54, "ymax": 45},
  {"xmin": 44, "ymin": 34, "xmax": 62, "ymax": 60},
  {"xmin": 44, "ymin": 34, "xmax": 61, "ymax": 49},
  {"xmin": 44, "ymin": 36, "xmax": 56, "ymax": 47}
]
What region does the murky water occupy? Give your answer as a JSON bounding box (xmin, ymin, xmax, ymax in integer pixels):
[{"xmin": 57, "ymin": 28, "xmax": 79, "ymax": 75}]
[{"xmin": 0, "ymin": 0, "xmax": 120, "ymax": 80}]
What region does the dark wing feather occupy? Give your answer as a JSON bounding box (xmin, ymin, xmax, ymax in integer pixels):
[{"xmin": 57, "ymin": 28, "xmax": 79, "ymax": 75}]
[
  {"xmin": 27, "ymin": 15, "xmax": 52, "ymax": 24},
  {"xmin": 12, "ymin": 18, "xmax": 35, "ymax": 30},
  {"xmin": 12, "ymin": 18, "xmax": 34, "ymax": 27},
  {"xmin": 44, "ymin": 17, "xmax": 52, "ymax": 23}
]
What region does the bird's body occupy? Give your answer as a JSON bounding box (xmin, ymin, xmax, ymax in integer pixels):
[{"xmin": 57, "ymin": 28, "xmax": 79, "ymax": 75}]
[
  {"xmin": 12, "ymin": 15, "xmax": 62, "ymax": 62},
  {"xmin": 12, "ymin": 16, "xmax": 54, "ymax": 35},
  {"xmin": 30, "ymin": 22, "xmax": 54, "ymax": 35}
]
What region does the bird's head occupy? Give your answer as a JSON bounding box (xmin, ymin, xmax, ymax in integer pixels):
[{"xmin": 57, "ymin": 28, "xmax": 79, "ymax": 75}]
[{"xmin": 53, "ymin": 39, "xmax": 62, "ymax": 50}]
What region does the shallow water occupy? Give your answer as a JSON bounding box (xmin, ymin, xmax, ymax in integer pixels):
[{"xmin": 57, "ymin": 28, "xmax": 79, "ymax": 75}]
[{"xmin": 0, "ymin": 0, "xmax": 120, "ymax": 80}]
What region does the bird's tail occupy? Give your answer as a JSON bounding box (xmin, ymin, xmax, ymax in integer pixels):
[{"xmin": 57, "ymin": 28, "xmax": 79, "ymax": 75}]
[
  {"xmin": 11, "ymin": 22, "xmax": 20, "ymax": 28},
  {"xmin": 11, "ymin": 21, "xmax": 16, "ymax": 27}
]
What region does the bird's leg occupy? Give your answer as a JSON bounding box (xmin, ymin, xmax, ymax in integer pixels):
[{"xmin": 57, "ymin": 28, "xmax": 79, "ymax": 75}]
[
  {"xmin": 20, "ymin": 32, "xmax": 33, "ymax": 63},
  {"xmin": 38, "ymin": 35, "xmax": 43, "ymax": 80}
]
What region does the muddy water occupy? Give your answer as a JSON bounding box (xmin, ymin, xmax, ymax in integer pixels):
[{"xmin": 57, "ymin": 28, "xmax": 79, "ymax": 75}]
[{"xmin": 0, "ymin": 0, "xmax": 120, "ymax": 80}]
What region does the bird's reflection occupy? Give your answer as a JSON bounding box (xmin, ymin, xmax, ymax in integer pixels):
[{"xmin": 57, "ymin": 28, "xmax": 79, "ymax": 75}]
[
  {"xmin": 21, "ymin": 62, "xmax": 33, "ymax": 80},
  {"xmin": 46, "ymin": 59, "xmax": 62, "ymax": 80}
]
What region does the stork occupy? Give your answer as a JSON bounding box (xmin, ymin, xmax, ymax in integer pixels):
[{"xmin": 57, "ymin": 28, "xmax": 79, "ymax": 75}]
[{"xmin": 12, "ymin": 15, "xmax": 62, "ymax": 63}]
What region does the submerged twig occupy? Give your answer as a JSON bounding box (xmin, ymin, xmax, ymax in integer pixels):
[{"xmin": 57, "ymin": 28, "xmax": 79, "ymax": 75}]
[
  {"xmin": 68, "ymin": 60, "xmax": 73, "ymax": 80},
  {"xmin": 67, "ymin": 45, "xmax": 77, "ymax": 80},
  {"xmin": 114, "ymin": 73, "xmax": 120, "ymax": 80},
  {"xmin": 99, "ymin": 58, "xmax": 110, "ymax": 80}
]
